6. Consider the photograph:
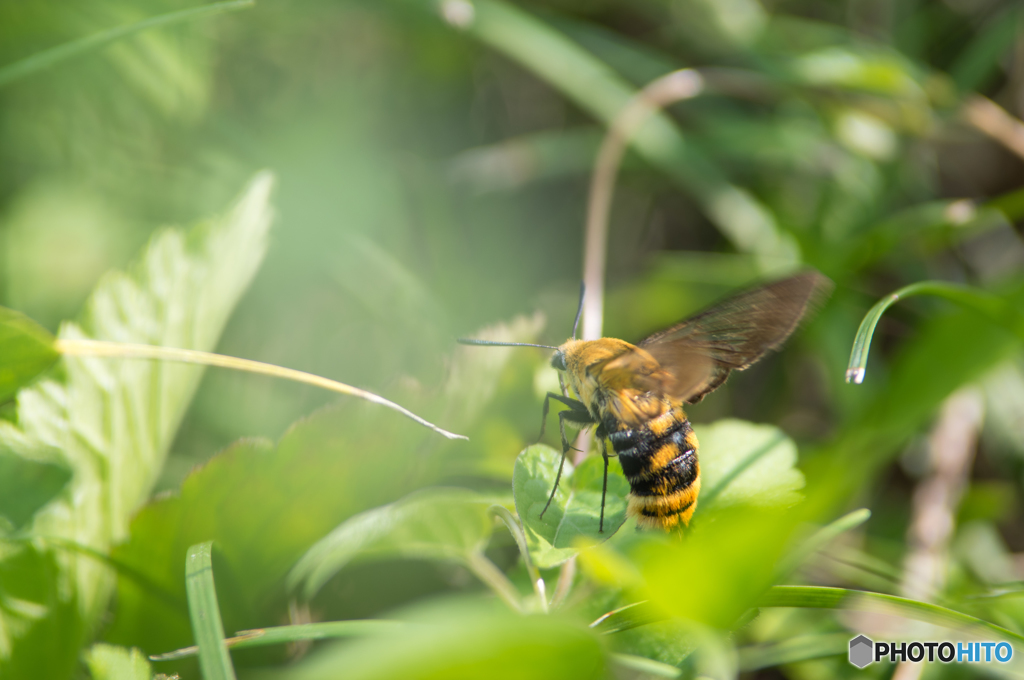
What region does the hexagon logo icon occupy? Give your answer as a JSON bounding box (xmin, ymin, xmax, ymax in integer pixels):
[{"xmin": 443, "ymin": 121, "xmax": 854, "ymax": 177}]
[{"xmin": 849, "ymin": 635, "xmax": 873, "ymax": 668}]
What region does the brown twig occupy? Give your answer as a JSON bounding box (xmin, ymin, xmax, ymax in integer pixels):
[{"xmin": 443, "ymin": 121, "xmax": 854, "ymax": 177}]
[
  {"xmin": 892, "ymin": 387, "xmax": 984, "ymax": 680},
  {"xmin": 580, "ymin": 69, "xmax": 704, "ymax": 342},
  {"xmin": 963, "ymin": 95, "xmax": 1024, "ymax": 162}
]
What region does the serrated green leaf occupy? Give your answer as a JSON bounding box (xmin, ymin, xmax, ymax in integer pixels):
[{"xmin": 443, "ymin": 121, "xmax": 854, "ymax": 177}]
[
  {"xmin": 106, "ymin": 316, "xmax": 533, "ymax": 656},
  {"xmin": 0, "ymin": 173, "xmax": 274, "ymax": 679},
  {"xmin": 289, "ymin": 488, "xmax": 496, "ymax": 600},
  {"xmin": 512, "ymin": 445, "xmax": 628, "ymax": 569},
  {"xmin": 697, "ymin": 419, "xmax": 804, "ymax": 511},
  {"xmin": 83, "ymin": 643, "xmax": 152, "ymax": 680},
  {"xmin": 0, "ymin": 306, "xmax": 58, "ymax": 404}
]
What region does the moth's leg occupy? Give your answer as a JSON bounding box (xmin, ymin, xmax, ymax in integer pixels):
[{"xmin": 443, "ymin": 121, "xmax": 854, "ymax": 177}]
[
  {"xmin": 558, "ymin": 373, "xmax": 569, "ymax": 399},
  {"xmin": 536, "ymin": 392, "xmax": 587, "ymax": 443},
  {"xmin": 539, "ymin": 407, "xmax": 595, "ymax": 520},
  {"xmin": 599, "ymin": 437, "xmax": 609, "ymax": 533}
]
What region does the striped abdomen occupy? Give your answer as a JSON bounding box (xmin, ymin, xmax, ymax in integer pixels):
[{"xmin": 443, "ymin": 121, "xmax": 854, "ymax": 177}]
[{"xmin": 604, "ymin": 405, "xmax": 700, "ymax": 530}]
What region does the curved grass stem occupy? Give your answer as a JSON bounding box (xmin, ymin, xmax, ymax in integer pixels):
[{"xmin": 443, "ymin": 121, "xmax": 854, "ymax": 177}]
[
  {"xmin": 55, "ymin": 338, "xmax": 467, "ymax": 440},
  {"xmin": 465, "ymin": 552, "xmax": 524, "ymax": 613},
  {"xmin": 846, "ymin": 281, "xmax": 1024, "ymax": 384}
]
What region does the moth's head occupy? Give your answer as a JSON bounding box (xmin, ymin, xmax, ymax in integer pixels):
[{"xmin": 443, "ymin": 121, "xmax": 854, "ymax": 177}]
[
  {"xmin": 550, "ymin": 338, "xmax": 586, "ymax": 372},
  {"xmin": 549, "ymin": 349, "xmax": 567, "ymax": 372}
]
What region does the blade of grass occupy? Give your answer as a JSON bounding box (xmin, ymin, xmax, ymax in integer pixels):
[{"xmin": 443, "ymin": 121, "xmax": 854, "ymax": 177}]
[
  {"xmin": 465, "ymin": 551, "xmax": 525, "ymax": 613},
  {"xmin": 611, "ymin": 653, "xmax": 681, "ymax": 678},
  {"xmin": 775, "ymin": 508, "xmax": 871, "ymax": 578},
  {"xmin": 489, "ymin": 505, "xmax": 546, "ymax": 612},
  {"xmin": 0, "ymin": 0, "xmax": 253, "ymax": 88},
  {"xmin": 150, "ymin": 620, "xmax": 404, "ymax": 661},
  {"xmin": 55, "ymin": 338, "xmax": 466, "ymax": 440},
  {"xmin": 185, "ymin": 542, "xmax": 236, "ymax": 680},
  {"xmin": 845, "ymin": 281, "xmax": 1024, "ymax": 384},
  {"xmin": 738, "ymin": 633, "xmax": 849, "ymax": 670},
  {"xmin": 760, "ymin": 586, "xmax": 1024, "ymax": 644}
]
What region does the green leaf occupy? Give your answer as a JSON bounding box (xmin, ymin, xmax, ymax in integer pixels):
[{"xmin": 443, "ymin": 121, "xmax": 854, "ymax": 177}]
[
  {"xmin": 246, "ymin": 598, "xmax": 606, "ymax": 680},
  {"xmin": 696, "ymin": 419, "xmax": 804, "ymax": 511},
  {"xmin": 0, "ymin": 172, "xmax": 274, "ymax": 679},
  {"xmin": 185, "ymin": 542, "xmax": 235, "ymax": 680},
  {"xmin": 611, "ymin": 619, "xmax": 696, "ymax": 668},
  {"xmin": 789, "ymin": 46, "xmax": 925, "ymax": 98},
  {"xmin": 83, "ymin": 643, "xmax": 152, "ymax": 680},
  {"xmin": 288, "ymin": 488, "xmax": 497, "ymax": 600},
  {"xmin": 0, "ymin": 306, "xmax": 58, "ymax": 404},
  {"xmin": 949, "ymin": 6, "xmax": 1024, "ymax": 92},
  {"xmin": 106, "ymin": 315, "xmax": 534, "ymax": 655},
  {"xmin": 512, "ymin": 445, "xmax": 628, "ymax": 569},
  {"xmin": 582, "ymin": 506, "xmax": 805, "ymax": 630},
  {"xmin": 0, "ymin": 445, "xmax": 71, "ymax": 531}
]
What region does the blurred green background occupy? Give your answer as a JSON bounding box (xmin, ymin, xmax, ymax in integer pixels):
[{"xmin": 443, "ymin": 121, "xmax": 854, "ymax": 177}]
[{"xmin": 3, "ymin": 0, "xmax": 1024, "ymax": 678}]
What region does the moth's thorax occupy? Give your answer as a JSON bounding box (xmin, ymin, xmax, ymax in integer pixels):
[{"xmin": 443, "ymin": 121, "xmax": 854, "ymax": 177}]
[{"xmin": 556, "ymin": 337, "xmax": 673, "ymax": 426}]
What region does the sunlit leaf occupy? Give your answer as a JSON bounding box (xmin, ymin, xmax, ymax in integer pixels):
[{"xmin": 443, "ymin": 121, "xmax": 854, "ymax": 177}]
[
  {"xmin": 697, "ymin": 419, "xmax": 804, "ymax": 511},
  {"xmin": 246, "ymin": 598, "xmax": 606, "ymax": 680},
  {"xmin": 612, "ymin": 619, "xmax": 696, "ymax": 668},
  {"xmin": 512, "ymin": 445, "xmax": 628, "ymax": 569},
  {"xmin": 0, "ymin": 306, "xmax": 58, "ymax": 404},
  {"xmin": 288, "ymin": 488, "xmax": 496, "ymax": 600},
  {"xmin": 0, "ymin": 173, "xmax": 274, "ymax": 678},
  {"xmin": 790, "ymin": 47, "xmax": 925, "ymax": 99},
  {"xmin": 581, "ymin": 506, "xmax": 802, "ymax": 630},
  {"xmin": 83, "ymin": 643, "xmax": 152, "ymax": 680}
]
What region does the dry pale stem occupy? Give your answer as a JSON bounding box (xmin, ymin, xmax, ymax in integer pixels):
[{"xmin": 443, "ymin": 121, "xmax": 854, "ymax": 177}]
[
  {"xmin": 963, "ymin": 95, "xmax": 1024, "ymax": 162},
  {"xmin": 892, "ymin": 387, "xmax": 984, "ymax": 680}
]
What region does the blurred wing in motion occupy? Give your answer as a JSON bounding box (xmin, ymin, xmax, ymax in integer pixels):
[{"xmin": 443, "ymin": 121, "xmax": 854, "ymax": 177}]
[{"xmin": 639, "ymin": 271, "xmax": 832, "ymax": 403}]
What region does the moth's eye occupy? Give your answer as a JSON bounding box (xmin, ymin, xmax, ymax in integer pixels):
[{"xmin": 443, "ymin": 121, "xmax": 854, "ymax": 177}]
[{"xmin": 550, "ymin": 351, "xmax": 567, "ymax": 371}]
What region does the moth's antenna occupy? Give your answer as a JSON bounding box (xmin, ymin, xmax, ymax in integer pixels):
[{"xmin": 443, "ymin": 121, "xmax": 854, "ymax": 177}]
[
  {"xmin": 571, "ymin": 282, "xmax": 585, "ymax": 340},
  {"xmin": 457, "ymin": 339, "xmax": 559, "ymax": 349}
]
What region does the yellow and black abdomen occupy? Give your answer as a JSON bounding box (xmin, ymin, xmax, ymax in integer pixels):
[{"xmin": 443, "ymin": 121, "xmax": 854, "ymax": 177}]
[{"xmin": 604, "ymin": 406, "xmax": 700, "ymax": 530}]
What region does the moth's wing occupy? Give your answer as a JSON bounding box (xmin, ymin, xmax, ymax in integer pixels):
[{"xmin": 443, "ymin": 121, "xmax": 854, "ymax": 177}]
[
  {"xmin": 597, "ymin": 347, "xmax": 714, "ymax": 426},
  {"xmin": 639, "ymin": 271, "xmax": 831, "ymax": 403}
]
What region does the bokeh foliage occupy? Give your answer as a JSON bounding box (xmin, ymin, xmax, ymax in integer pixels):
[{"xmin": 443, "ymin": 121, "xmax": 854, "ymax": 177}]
[{"xmin": 2, "ymin": 0, "xmax": 1024, "ymax": 678}]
